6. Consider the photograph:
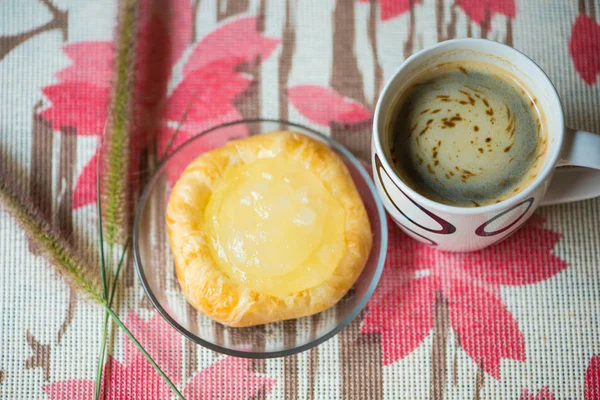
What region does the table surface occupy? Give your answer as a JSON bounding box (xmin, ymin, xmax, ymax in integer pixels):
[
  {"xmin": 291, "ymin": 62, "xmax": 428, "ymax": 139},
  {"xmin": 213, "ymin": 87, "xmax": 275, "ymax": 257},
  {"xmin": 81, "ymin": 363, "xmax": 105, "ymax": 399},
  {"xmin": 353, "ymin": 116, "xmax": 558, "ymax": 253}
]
[{"xmin": 1, "ymin": 0, "xmax": 599, "ymax": 399}]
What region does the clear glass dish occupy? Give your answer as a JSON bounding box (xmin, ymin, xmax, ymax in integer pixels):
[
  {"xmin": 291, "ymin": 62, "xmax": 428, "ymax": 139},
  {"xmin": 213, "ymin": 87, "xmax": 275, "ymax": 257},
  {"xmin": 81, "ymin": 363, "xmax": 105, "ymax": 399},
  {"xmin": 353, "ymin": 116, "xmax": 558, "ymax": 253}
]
[{"xmin": 133, "ymin": 119, "xmax": 387, "ymax": 358}]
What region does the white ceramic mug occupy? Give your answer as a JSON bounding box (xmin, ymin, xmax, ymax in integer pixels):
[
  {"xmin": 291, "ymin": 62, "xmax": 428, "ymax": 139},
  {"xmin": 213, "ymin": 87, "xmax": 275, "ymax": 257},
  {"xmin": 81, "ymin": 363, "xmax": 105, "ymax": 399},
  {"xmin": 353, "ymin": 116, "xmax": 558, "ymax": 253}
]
[{"xmin": 372, "ymin": 38, "xmax": 600, "ymax": 252}]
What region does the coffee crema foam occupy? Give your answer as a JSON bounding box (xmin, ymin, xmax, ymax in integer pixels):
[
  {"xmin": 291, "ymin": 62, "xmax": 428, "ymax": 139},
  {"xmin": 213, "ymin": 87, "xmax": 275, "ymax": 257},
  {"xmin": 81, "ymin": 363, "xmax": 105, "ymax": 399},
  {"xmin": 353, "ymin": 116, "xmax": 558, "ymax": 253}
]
[{"xmin": 389, "ymin": 61, "xmax": 547, "ymax": 207}]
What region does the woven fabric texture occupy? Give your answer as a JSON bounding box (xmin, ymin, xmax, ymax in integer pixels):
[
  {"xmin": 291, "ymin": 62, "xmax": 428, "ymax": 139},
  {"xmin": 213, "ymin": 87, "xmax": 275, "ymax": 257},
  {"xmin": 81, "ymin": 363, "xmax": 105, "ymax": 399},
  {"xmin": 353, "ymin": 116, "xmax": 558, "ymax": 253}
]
[{"xmin": 1, "ymin": 0, "xmax": 599, "ymax": 399}]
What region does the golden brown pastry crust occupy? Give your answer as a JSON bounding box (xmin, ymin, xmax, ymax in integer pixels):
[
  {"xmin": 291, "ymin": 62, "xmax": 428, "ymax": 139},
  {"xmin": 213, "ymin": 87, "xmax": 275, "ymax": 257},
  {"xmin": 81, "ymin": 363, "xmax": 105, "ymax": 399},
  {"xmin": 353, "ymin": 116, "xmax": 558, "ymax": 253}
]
[{"xmin": 166, "ymin": 131, "xmax": 372, "ymax": 327}]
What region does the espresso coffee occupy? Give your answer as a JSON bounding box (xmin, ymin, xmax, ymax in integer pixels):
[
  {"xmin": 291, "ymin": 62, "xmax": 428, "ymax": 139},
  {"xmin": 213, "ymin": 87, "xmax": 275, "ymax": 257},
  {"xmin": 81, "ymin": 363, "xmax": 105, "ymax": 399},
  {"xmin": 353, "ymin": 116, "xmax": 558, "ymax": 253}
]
[{"xmin": 388, "ymin": 61, "xmax": 547, "ymax": 207}]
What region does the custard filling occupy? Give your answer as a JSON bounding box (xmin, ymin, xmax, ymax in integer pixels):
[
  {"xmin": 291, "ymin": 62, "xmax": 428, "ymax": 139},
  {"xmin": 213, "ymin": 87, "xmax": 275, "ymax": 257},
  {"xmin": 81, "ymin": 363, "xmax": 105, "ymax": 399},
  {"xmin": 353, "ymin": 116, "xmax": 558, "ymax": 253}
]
[{"xmin": 205, "ymin": 156, "xmax": 345, "ymax": 298}]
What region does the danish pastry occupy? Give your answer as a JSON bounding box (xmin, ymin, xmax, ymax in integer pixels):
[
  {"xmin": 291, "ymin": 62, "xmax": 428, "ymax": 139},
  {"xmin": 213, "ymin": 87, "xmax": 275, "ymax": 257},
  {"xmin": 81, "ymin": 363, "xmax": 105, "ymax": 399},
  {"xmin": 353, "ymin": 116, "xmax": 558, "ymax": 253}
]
[{"xmin": 166, "ymin": 131, "xmax": 372, "ymax": 327}]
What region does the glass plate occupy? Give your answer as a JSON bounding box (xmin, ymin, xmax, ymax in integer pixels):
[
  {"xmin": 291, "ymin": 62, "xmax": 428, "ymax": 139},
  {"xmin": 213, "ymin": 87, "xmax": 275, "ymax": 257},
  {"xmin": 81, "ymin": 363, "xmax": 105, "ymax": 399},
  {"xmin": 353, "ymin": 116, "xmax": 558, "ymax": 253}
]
[{"xmin": 133, "ymin": 119, "xmax": 387, "ymax": 358}]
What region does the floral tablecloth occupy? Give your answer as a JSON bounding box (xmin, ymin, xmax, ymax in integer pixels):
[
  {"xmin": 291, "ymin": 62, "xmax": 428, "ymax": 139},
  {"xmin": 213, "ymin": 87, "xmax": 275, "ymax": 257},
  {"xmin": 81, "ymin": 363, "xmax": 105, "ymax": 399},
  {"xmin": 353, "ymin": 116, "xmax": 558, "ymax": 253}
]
[{"xmin": 1, "ymin": 0, "xmax": 599, "ymax": 399}]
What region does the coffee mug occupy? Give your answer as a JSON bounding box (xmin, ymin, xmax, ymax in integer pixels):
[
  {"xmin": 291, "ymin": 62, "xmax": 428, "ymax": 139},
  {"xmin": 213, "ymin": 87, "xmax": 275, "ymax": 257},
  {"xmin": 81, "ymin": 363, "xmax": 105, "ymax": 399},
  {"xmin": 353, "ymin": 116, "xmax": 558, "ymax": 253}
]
[{"xmin": 372, "ymin": 38, "xmax": 600, "ymax": 252}]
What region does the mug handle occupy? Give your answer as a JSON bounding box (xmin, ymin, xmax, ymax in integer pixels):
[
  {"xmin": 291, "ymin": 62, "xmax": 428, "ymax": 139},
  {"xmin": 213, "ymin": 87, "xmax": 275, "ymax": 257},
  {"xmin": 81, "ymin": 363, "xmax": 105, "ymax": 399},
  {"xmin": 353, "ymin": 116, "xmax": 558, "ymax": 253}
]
[{"xmin": 541, "ymin": 128, "xmax": 600, "ymax": 206}]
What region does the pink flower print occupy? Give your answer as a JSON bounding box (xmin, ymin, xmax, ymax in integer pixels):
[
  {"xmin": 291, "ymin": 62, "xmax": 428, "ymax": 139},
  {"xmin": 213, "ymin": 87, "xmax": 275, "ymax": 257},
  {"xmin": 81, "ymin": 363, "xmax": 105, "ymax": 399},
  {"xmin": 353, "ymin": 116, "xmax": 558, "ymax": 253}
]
[
  {"xmin": 183, "ymin": 357, "xmax": 275, "ymax": 399},
  {"xmin": 519, "ymin": 386, "xmax": 555, "ymax": 400},
  {"xmin": 362, "ymin": 215, "xmax": 567, "ymax": 378},
  {"xmin": 287, "ymin": 85, "xmax": 372, "ymax": 126},
  {"xmin": 123, "ymin": 310, "xmax": 182, "ymax": 384},
  {"xmin": 39, "ymin": 8, "xmax": 279, "ymax": 209},
  {"xmin": 44, "ymin": 354, "xmax": 171, "ymax": 400},
  {"xmin": 586, "ymin": 355, "xmax": 600, "ymax": 400},
  {"xmin": 40, "ymin": 43, "xmax": 112, "ymax": 137},
  {"xmin": 183, "ymin": 16, "xmax": 279, "ymax": 75},
  {"xmin": 569, "ymin": 14, "xmax": 600, "ymax": 85},
  {"xmin": 163, "ymin": 59, "xmax": 252, "ymax": 130},
  {"xmin": 455, "ymin": 0, "xmax": 516, "ymax": 28},
  {"xmin": 520, "ymin": 355, "xmax": 600, "ymax": 400},
  {"xmin": 43, "ymin": 311, "xmax": 275, "ymax": 399},
  {"xmin": 359, "ymin": 0, "xmax": 420, "ymax": 21}
]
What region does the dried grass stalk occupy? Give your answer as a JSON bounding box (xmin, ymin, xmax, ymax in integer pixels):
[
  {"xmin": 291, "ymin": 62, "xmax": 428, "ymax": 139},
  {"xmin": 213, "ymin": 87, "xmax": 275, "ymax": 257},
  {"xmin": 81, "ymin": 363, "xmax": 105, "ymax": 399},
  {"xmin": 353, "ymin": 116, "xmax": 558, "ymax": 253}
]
[
  {"xmin": 0, "ymin": 174, "xmax": 103, "ymax": 304},
  {"xmin": 102, "ymin": 0, "xmax": 137, "ymax": 246}
]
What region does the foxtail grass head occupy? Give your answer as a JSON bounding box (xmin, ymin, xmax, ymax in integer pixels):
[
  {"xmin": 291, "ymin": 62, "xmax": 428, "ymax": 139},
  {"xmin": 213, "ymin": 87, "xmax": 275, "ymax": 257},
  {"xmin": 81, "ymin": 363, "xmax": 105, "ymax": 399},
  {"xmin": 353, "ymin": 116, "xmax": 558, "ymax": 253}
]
[{"xmin": 0, "ymin": 173, "xmax": 103, "ymax": 304}]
